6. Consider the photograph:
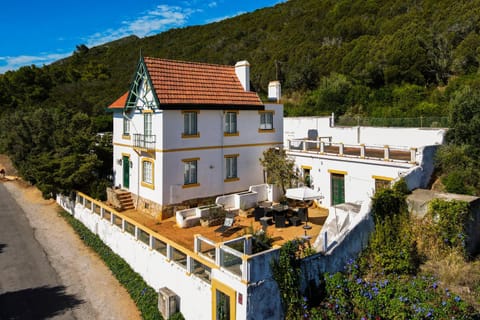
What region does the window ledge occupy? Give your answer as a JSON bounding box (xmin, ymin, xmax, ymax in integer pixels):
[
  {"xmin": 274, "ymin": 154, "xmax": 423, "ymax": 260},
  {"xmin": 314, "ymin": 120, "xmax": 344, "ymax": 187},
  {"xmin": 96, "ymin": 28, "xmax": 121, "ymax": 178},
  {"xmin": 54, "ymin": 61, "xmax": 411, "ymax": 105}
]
[
  {"xmin": 141, "ymin": 182, "xmax": 155, "ymax": 189},
  {"xmin": 182, "ymin": 133, "xmax": 200, "ymax": 139},
  {"xmin": 182, "ymin": 183, "xmax": 200, "ymax": 189},
  {"xmin": 224, "ymin": 177, "xmax": 240, "ymax": 183},
  {"xmin": 258, "ymin": 128, "xmax": 275, "ymax": 133},
  {"xmin": 224, "ymin": 132, "xmax": 239, "ymax": 137},
  {"xmin": 122, "ymin": 134, "xmax": 131, "ymax": 140}
]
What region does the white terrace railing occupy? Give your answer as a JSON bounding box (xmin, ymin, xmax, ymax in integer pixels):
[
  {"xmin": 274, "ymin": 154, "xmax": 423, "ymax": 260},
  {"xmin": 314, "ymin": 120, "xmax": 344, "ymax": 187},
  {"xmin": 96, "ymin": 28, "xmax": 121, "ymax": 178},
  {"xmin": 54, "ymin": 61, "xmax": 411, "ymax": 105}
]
[
  {"xmin": 68, "ymin": 192, "xmax": 281, "ymax": 284},
  {"xmin": 286, "ymin": 138, "xmax": 417, "ymax": 164}
]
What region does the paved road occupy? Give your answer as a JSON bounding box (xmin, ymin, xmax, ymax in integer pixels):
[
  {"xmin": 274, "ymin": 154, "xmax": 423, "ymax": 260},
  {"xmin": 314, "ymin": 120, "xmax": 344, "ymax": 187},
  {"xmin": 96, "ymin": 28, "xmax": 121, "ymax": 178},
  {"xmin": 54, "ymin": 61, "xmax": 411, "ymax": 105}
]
[{"xmin": 0, "ymin": 183, "xmax": 79, "ymax": 319}]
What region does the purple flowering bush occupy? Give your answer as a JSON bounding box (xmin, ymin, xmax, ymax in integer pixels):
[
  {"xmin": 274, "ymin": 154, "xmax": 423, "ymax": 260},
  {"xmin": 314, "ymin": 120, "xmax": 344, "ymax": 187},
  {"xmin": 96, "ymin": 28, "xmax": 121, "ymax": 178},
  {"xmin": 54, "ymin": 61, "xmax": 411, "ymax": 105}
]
[{"xmin": 308, "ymin": 260, "xmax": 477, "ymax": 319}]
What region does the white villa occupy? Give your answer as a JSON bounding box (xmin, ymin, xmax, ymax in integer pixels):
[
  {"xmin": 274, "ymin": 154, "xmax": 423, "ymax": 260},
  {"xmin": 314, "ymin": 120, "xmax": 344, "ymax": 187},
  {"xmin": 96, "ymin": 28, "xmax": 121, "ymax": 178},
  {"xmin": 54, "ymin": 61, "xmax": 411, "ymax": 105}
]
[
  {"xmin": 58, "ymin": 56, "xmax": 448, "ymax": 320},
  {"xmin": 108, "ymin": 57, "xmax": 283, "ymax": 218}
]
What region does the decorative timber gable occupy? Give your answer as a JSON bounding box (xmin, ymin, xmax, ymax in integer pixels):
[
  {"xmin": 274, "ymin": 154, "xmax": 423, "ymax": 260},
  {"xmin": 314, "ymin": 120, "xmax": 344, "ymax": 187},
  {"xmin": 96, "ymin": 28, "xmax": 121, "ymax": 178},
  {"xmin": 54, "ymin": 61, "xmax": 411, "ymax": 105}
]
[{"xmin": 126, "ymin": 57, "xmax": 159, "ymax": 111}]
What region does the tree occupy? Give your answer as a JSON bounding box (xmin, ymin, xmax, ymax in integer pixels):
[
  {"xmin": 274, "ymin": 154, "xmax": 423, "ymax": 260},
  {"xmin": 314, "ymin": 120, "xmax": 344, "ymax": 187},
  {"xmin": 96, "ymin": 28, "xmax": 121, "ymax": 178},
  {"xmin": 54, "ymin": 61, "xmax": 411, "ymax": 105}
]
[{"xmin": 259, "ymin": 148, "xmax": 298, "ymax": 194}]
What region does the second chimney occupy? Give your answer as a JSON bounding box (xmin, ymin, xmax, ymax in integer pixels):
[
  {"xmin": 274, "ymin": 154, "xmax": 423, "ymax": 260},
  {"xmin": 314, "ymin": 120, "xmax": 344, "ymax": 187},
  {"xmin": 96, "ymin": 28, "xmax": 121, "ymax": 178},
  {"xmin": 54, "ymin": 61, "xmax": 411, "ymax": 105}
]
[{"xmin": 235, "ymin": 60, "xmax": 250, "ymax": 91}]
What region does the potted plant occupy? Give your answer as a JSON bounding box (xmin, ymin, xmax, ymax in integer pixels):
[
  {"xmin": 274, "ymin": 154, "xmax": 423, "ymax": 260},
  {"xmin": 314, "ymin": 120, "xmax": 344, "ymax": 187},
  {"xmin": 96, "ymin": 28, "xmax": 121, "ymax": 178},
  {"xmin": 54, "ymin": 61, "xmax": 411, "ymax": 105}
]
[{"xmin": 200, "ymin": 206, "xmax": 226, "ymax": 227}]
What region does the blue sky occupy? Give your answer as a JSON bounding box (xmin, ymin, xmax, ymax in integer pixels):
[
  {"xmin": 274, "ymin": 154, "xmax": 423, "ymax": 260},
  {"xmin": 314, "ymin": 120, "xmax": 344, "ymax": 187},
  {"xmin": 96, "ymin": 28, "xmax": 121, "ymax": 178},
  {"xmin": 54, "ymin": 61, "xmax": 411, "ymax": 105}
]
[{"xmin": 0, "ymin": 0, "xmax": 283, "ymax": 74}]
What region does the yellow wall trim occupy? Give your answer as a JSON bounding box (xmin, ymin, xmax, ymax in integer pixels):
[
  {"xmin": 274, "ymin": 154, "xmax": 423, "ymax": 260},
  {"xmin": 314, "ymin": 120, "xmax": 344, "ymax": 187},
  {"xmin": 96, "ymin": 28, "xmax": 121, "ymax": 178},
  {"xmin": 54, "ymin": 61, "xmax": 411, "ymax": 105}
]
[
  {"xmin": 181, "ymin": 110, "xmax": 200, "ymax": 114},
  {"xmin": 372, "ymin": 175, "xmax": 394, "ymax": 181},
  {"xmin": 301, "ymin": 165, "xmax": 313, "ymax": 170},
  {"xmin": 113, "ymin": 141, "xmax": 283, "ymax": 153},
  {"xmin": 328, "ymin": 169, "xmax": 348, "ymax": 175}
]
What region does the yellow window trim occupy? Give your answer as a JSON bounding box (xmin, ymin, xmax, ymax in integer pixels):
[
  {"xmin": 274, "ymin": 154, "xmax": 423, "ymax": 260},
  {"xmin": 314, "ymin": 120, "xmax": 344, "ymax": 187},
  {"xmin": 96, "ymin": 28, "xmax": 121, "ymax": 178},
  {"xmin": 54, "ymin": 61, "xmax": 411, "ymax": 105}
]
[
  {"xmin": 372, "ymin": 175, "xmax": 394, "ymax": 181},
  {"xmin": 181, "ymin": 110, "xmax": 200, "ymax": 114},
  {"xmin": 224, "ymin": 132, "xmax": 240, "ymax": 137},
  {"xmin": 328, "ymin": 169, "xmax": 348, "ymax": 175},
  {"xmin": 182, "ymin": 157, "xmax": 200, "ymax": 163},
  {"xmin": 258, "ymin": 110, "xmax": 275, "ymax": 115},
  {"xmin": 141, "ymin": 158, "xmax": 155, "ymax": 188},
  {"xmin": 121, "ymin": 153, "xmax": 130, "ymax": 158},
  {"xmin": 224, "ymin": 177, "xmax": 240, "ymax": 183},
  {"xmin": 142, "ymin": 109, "xmax": 153, "ymax": 113},
  {"xmin": 211, "ymin": 279, "xmax": 236, "ymax": 320},
  {"xmin": 258, "ymin": 128, "xmax": 276, "ymax": 133},
  {"xmin": 182, "ymin": 183, "xmax": 200, "ymax": 189},
  {"xmin": 301, "ymin": 165, "xmax": 312, "ymax": 170},
  {"xmin": 224, "ymin": 154, "xmax": 239, "ymax": 159},
  {"xmin": 122, "ymin": 134, "xmax": 131, "ymax": 140},
  {"xmin": 182, "ymin": 132, "xmax": 201, "ymax": 139}
]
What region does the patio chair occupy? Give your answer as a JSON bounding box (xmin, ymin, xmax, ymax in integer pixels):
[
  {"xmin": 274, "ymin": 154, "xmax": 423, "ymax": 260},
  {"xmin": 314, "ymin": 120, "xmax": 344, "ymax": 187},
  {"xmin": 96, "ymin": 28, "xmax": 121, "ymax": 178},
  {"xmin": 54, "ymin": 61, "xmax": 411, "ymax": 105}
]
[
  {"xmin": 254, "ymin": 207, "xmax": 265, "ymax": 221},
  {"xmin": 214, "ymin": 212, "xmax": 235, "ymax": 236},
  {"xmin": 274, "ymin": 211, "xmax": 286, "ymax": 228}
]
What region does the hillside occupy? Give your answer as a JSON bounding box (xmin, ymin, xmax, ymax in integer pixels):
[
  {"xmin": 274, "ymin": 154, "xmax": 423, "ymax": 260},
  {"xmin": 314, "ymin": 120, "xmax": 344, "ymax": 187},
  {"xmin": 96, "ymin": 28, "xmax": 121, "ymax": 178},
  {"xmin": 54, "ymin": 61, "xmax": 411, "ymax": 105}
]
[
  {"xmin": 2, "ymin": 0, "xmax": 480, "ymax": 118},
  {"xmin": 2, "ymin": 0, "xmax": 480, "ymax": 198}
]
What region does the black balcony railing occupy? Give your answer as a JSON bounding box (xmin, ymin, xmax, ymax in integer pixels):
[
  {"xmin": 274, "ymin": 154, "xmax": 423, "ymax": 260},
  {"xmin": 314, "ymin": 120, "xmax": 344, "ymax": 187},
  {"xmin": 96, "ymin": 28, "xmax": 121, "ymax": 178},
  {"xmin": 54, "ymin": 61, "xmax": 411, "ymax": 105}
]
[{"xmin": 133, "ymin": 134, "xmax": 156, "ymax": 150}]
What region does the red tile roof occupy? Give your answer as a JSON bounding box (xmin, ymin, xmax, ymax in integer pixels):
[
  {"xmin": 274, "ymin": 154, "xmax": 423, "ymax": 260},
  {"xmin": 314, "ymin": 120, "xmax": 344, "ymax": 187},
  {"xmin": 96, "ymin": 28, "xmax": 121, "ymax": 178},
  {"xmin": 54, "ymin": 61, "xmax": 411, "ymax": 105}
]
[
  {"xmin": 108, "ymin": 92, "xmax": 128, "ymax": 109},
  {"xmin": 144, "ymin": 57, "xmax": 263, "ymax": 108}
]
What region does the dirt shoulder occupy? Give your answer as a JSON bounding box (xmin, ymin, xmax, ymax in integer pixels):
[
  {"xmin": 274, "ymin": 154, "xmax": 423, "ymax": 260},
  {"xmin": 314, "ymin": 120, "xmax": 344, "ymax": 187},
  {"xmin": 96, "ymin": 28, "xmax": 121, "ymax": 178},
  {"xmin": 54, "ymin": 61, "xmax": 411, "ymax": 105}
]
[{"xmin": 0, "ymin": 156, "xmax": 141, "ymax": 320}]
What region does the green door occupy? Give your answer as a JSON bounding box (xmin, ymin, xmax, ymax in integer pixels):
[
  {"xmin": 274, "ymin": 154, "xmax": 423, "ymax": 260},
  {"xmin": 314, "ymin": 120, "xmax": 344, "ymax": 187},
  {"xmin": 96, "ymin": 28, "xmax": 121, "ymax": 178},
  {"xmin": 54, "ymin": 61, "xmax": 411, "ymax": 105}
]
[
  {"xmin": 331, "ymin": 173, "xmax": 345, "ymax": 205},
  {"xmin": 123, "ymin": 156, "xmax": 130, "ymax": 189}
]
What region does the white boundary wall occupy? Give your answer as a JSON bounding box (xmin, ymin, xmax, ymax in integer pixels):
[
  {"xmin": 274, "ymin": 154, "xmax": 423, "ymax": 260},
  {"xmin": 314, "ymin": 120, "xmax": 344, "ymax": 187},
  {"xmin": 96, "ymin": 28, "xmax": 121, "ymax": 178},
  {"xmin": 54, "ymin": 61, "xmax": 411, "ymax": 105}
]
[{"xmin": 57, "ymin": 197, "xmax": 214, "ymax": 320}]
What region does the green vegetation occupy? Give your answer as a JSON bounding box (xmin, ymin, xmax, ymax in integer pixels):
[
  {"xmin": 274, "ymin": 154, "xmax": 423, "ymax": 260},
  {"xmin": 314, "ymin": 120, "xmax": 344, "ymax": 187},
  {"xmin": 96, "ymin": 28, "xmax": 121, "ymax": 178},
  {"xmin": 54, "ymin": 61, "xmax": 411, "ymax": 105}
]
[
  {"xmin": 2, "ymin": 0, "xmax": 480, "ymax": 197},
  {"xmin": 275, "ymin": 182, "xmax": 480, "ymax": 319},
  {"xmin": 260, "ymin": 147, "xmax": 298, "ymax": 194}
]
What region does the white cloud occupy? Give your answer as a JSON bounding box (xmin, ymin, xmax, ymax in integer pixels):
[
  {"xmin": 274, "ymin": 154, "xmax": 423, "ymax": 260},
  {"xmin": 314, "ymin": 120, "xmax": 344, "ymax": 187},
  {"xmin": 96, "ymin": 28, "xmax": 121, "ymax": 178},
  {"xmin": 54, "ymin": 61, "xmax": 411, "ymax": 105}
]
[
  {"xmin": 0, "ymin": 53, "xmax": 69, "ymax": 74},
  {"xmin": 208, "ymin": 1, "xmax": 217, "ymax": 8},
  {"xmin": 84, "ymin": 5, "xmax": 197, "ymax": 48}
]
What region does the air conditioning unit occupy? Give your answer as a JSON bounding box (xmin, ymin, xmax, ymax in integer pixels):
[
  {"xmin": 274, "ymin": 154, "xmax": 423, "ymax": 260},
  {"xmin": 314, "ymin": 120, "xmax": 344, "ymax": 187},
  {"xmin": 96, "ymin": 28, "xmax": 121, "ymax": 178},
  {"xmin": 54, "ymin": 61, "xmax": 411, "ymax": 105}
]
[{"xmin": 158, "ymin": 287, "xmax": 178, "ymax": 319}]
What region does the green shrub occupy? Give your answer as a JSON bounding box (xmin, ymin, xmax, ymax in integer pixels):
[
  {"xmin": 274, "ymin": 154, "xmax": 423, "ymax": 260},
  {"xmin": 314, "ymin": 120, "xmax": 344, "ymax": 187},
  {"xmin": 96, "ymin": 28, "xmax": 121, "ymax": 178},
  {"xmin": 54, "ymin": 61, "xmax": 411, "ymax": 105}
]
[{"xmin": 428, "ymin": 199, "xmax": 470, "ymax": 256}]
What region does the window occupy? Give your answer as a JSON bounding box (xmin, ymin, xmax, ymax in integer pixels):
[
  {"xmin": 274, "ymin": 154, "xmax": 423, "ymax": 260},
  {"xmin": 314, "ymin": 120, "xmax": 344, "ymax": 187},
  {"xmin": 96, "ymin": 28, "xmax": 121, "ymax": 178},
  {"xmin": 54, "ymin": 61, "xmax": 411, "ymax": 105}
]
[
  {"xmin": 225, "ymin": 155, "xmax": 238, "ymax": 181},
  {"xmin": 142, "ymin": 160, "xmax": 153, "ymax": 187},
  {"xmin": 183, "ymin": 111, "xmax": 198, "ymax": 136},
  {"xmin": 144, "ymin": 112, "xmax": 152, "ymax": 136},
  {"xmin": 224, "ymin": 112, "xmax": 237, "ymax": 135},
  {"xmin": 373, "ymin": 176, "xmax": 393, "ymax": 192},
  {"xmin": 259, "ymin": 111, "xmax": 274, "ymax": 130},
  {"xmin": 123, "ymin": 117, "xmax": 130, "ymax": 136},
  {"xmin": 184, "ymin": 159, "xmax": 198, "ymax": 186}
]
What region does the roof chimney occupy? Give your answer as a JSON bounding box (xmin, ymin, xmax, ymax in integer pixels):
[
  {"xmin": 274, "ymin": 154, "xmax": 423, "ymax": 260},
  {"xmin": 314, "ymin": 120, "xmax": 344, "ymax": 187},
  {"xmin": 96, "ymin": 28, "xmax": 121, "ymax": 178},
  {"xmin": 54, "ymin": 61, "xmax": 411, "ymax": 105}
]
[
  {"xmin": 268, "ymin": 81, "xmax": 281, "ymax": 103},
  {"xmin": 235, "ymin": 60, "xmax": 250, "ymax": 91}
]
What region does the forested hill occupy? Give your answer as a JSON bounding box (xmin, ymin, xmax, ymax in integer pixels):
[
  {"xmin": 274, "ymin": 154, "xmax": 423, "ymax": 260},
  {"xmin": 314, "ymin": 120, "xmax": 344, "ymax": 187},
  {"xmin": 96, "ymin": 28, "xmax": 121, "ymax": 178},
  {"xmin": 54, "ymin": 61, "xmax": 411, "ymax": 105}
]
[
  {"xmin": 2, "ymin": 0, "xmax": 480, "ymax": 198},
  {"xmin": 2, "ymin": 0, "xmax": 480, "ymax": 120}
]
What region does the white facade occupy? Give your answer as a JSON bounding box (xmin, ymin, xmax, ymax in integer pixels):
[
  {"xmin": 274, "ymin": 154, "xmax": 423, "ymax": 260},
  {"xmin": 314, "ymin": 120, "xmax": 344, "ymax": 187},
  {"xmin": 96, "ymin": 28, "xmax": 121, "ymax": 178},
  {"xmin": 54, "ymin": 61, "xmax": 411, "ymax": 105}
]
[
  {"xmin": 284, "ymin": 116, "xmax": 446, "ymax": 207},
  {"xmin": 112, "ymin": 105, "xmax": 283, "ymax": 207}
]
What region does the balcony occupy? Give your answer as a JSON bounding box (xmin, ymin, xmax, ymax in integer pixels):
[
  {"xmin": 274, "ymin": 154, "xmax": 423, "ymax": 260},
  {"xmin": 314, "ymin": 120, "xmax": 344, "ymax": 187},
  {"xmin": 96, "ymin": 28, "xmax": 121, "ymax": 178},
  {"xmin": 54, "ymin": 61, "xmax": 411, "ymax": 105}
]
[{"xmin": 133, "ymin": 134, "xmax": 156, "ymax": 151}]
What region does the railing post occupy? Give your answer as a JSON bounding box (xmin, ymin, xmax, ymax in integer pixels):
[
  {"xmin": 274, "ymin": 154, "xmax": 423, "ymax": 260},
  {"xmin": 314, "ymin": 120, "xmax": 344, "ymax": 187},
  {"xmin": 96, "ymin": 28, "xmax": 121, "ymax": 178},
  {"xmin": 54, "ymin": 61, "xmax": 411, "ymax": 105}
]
[
  {"xmin": 215, "ymin": 244, "xmax": 222, "ymax": 266},
  {"xmin": 149, "ymin": 234, "xmax": 153, "ymax": 249},
  {"xmin": 410, "ymin": 148, "xmax": 417, "ymax": 163},
  {"xmin": 360, "ymin": 144, "xmax": 366, "ymax": 158},
  {"xmin": 384, "ymin": 145, "xmax": 390, "ymax": 161},
  {"xmin": 303, "ymin": 140, "xmax": 307, "ymax": 151},
  {"xmin": 316, "ymin": 137, "xmax": 320, "ymax": 149},
  {"xmin": 241, "ymin": 257, "xmax": 249, "ymax": 283},
  {"xmin": 244, "ymin": 235, "xmax": 252, "ymax": 255},
  {"xmin": 186, "ymin": 256, "xmax": 193, "ymax": 275},
  {"xmin": 320, "ymin": 141, "xmax": 325, "ymax": 154},
  {"xmin": 323, "ymin": 232, "xmax": 328, "ymax": 252},
  {"xmin": 194, "ymin": 235, "xmax": 200, "ymax": 253},
  {"xmin": 100, "ymin": 207, "xmax": 105, "ymax": 219},
  {"xmin": 339, "ymin": 143, "xmax": 344, "ymax": 156}
]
